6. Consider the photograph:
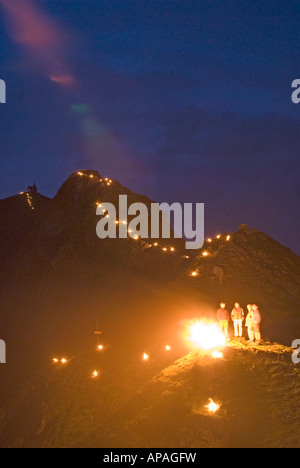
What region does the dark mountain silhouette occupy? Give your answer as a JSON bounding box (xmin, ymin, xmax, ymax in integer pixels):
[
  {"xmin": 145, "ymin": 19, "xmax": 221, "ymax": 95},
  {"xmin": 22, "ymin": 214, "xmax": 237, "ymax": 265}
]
[{"xmin": 0, "ymin": 169, "xmax": 299, "ymax": 447}]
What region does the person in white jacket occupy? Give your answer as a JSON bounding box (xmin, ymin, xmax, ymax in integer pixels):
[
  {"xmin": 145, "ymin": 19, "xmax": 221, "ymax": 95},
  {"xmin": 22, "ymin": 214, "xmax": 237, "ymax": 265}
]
[
  {"xmin": 251, "ymin": 305, "xmax": 262, "ymax": 344},
  {"xmin": 245, "ymin": 304, "xmax": 254, "ymax": 342}
]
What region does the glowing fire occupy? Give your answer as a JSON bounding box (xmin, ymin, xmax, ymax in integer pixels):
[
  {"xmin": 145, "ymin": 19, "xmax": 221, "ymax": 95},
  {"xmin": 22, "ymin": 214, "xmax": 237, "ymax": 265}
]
[
  {"xmin": 188, "ymin": 321, "xmax": 226, "ymax": 349},
  {"xmin": 92, "ymin": 370, "xmax": 99, "ymax": 378},
  {"xmin": 165, "ymin": 345, "xmax": 171, "ymax": 351},
  {"xmin": 211, "ymin": 350, "xmax": 224, "ymax": 359},
  {"xmin": 61, "ymin": 358, "xmax": 67, "ymax": 364},
  {"xmin": 97, "ymin": 345, "xmax": 104, "ymax": 351},
  {"xmin": 205, "ymin": 398, "xmax": 220, "ymax": 413},
  {"xmin": 143, "ymin": 353, "xmax": 149, "ymax": 361}
]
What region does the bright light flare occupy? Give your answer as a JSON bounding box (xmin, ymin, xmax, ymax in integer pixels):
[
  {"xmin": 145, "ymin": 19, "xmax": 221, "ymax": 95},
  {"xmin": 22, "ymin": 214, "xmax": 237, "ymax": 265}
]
[
  {"xmin": 187, "ymin": 321, "xmax": 226, "ymax": 350},
  {"xmin": 165, "ymin": 345, "xmax": 171, "ymax": 351},
  {"xmin": 50, "ymin": 74, "xmax": 75, "ymax": 87},
  {"xmin": 143, "ymin": 353, "xmax": 149, "ymax": 361},
  {"xmin": 61, "ymin": 358, "xmax": 67, "ymax": 364},
  {"xmin": 97, "ymin": 345, "xmax": 104, "ymax": 351},
  {"xmin": 205, "ymin": 398, "xmax": 221, "ymax": 413},
  {"xmin": 92, "ymin": 370, "xmax": 99, "ymax": 378}
]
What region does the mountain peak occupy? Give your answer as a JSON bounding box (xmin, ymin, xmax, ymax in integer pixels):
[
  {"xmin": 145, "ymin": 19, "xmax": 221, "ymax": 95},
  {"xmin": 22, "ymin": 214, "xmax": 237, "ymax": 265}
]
[{"xmin": 53, "ymin": 169, "xmax": 114, "ymax": 207}]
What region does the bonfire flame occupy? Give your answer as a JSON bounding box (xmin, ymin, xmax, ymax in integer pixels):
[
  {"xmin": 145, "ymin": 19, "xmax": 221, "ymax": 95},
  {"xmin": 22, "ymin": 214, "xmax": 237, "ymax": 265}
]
[{"xmin": 188, "ymin": 321, "xmax": 226, "ymax": 349}]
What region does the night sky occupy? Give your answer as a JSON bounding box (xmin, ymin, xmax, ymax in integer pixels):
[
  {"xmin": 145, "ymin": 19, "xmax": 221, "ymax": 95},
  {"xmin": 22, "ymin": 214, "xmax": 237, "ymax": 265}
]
[{"xmin": 0, "ymin": 0, "xmax": 299, "ymax": 252}]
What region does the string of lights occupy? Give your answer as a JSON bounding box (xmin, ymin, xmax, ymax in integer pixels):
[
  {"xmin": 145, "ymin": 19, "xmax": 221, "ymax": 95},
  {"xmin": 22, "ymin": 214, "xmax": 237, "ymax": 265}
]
[
  {"xmin": 19, "ymin": 172, "xmax": 233, "ymax": 273},
  {"xmin": 51, "ymin": 332, "xmax": 224, "ymax": 415},
  {"xmin": 19, "ymin": 192, "xmax": 35, "ymax": 210}
]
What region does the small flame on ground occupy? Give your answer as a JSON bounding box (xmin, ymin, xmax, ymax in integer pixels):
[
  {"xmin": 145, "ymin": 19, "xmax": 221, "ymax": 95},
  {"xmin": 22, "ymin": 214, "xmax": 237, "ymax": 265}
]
[
  {"xmin": 211, "ymin": 350, "xmax": 224, "ymax": 359},
  {"xmin": 61, "ymin": 358, "xmax": 67, "ymax": 364},
  {"xmin": 92, "ymin": 370, "xmax": 99, "ymax": 378},
  {"xmin": 205, "ymin": 398, "xmax": 221, "ymax": 413}
]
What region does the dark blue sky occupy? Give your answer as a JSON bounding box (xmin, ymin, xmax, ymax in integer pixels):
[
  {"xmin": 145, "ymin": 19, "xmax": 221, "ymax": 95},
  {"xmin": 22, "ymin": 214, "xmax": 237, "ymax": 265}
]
[{"xmin": 0, "ymin": 0, "xmax": 299, "ymax": 252}]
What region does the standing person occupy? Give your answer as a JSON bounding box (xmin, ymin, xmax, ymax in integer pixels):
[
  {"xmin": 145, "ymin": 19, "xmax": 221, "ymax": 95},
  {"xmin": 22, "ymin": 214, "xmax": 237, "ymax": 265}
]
[
  {"xmin": 252, "ymin": 304, "xmax": 262, "ymax": 344},
  {"xmin": 245, "ymin": 304, "xmax": 254, "ymax": 342},
  {"xmin": 217, "ymin": 302, "xmax": 229, "ymax": 339},
  {"xmin": 231, "ymin": 302, "xmax": 244, "ymax": 338}
]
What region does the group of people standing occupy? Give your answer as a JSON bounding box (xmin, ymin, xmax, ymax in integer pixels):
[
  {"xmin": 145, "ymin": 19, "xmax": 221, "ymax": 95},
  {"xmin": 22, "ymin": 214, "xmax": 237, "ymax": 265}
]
[{"xmin": 217, "ymin": 302, "xmax": 262, "ymax": 344}]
